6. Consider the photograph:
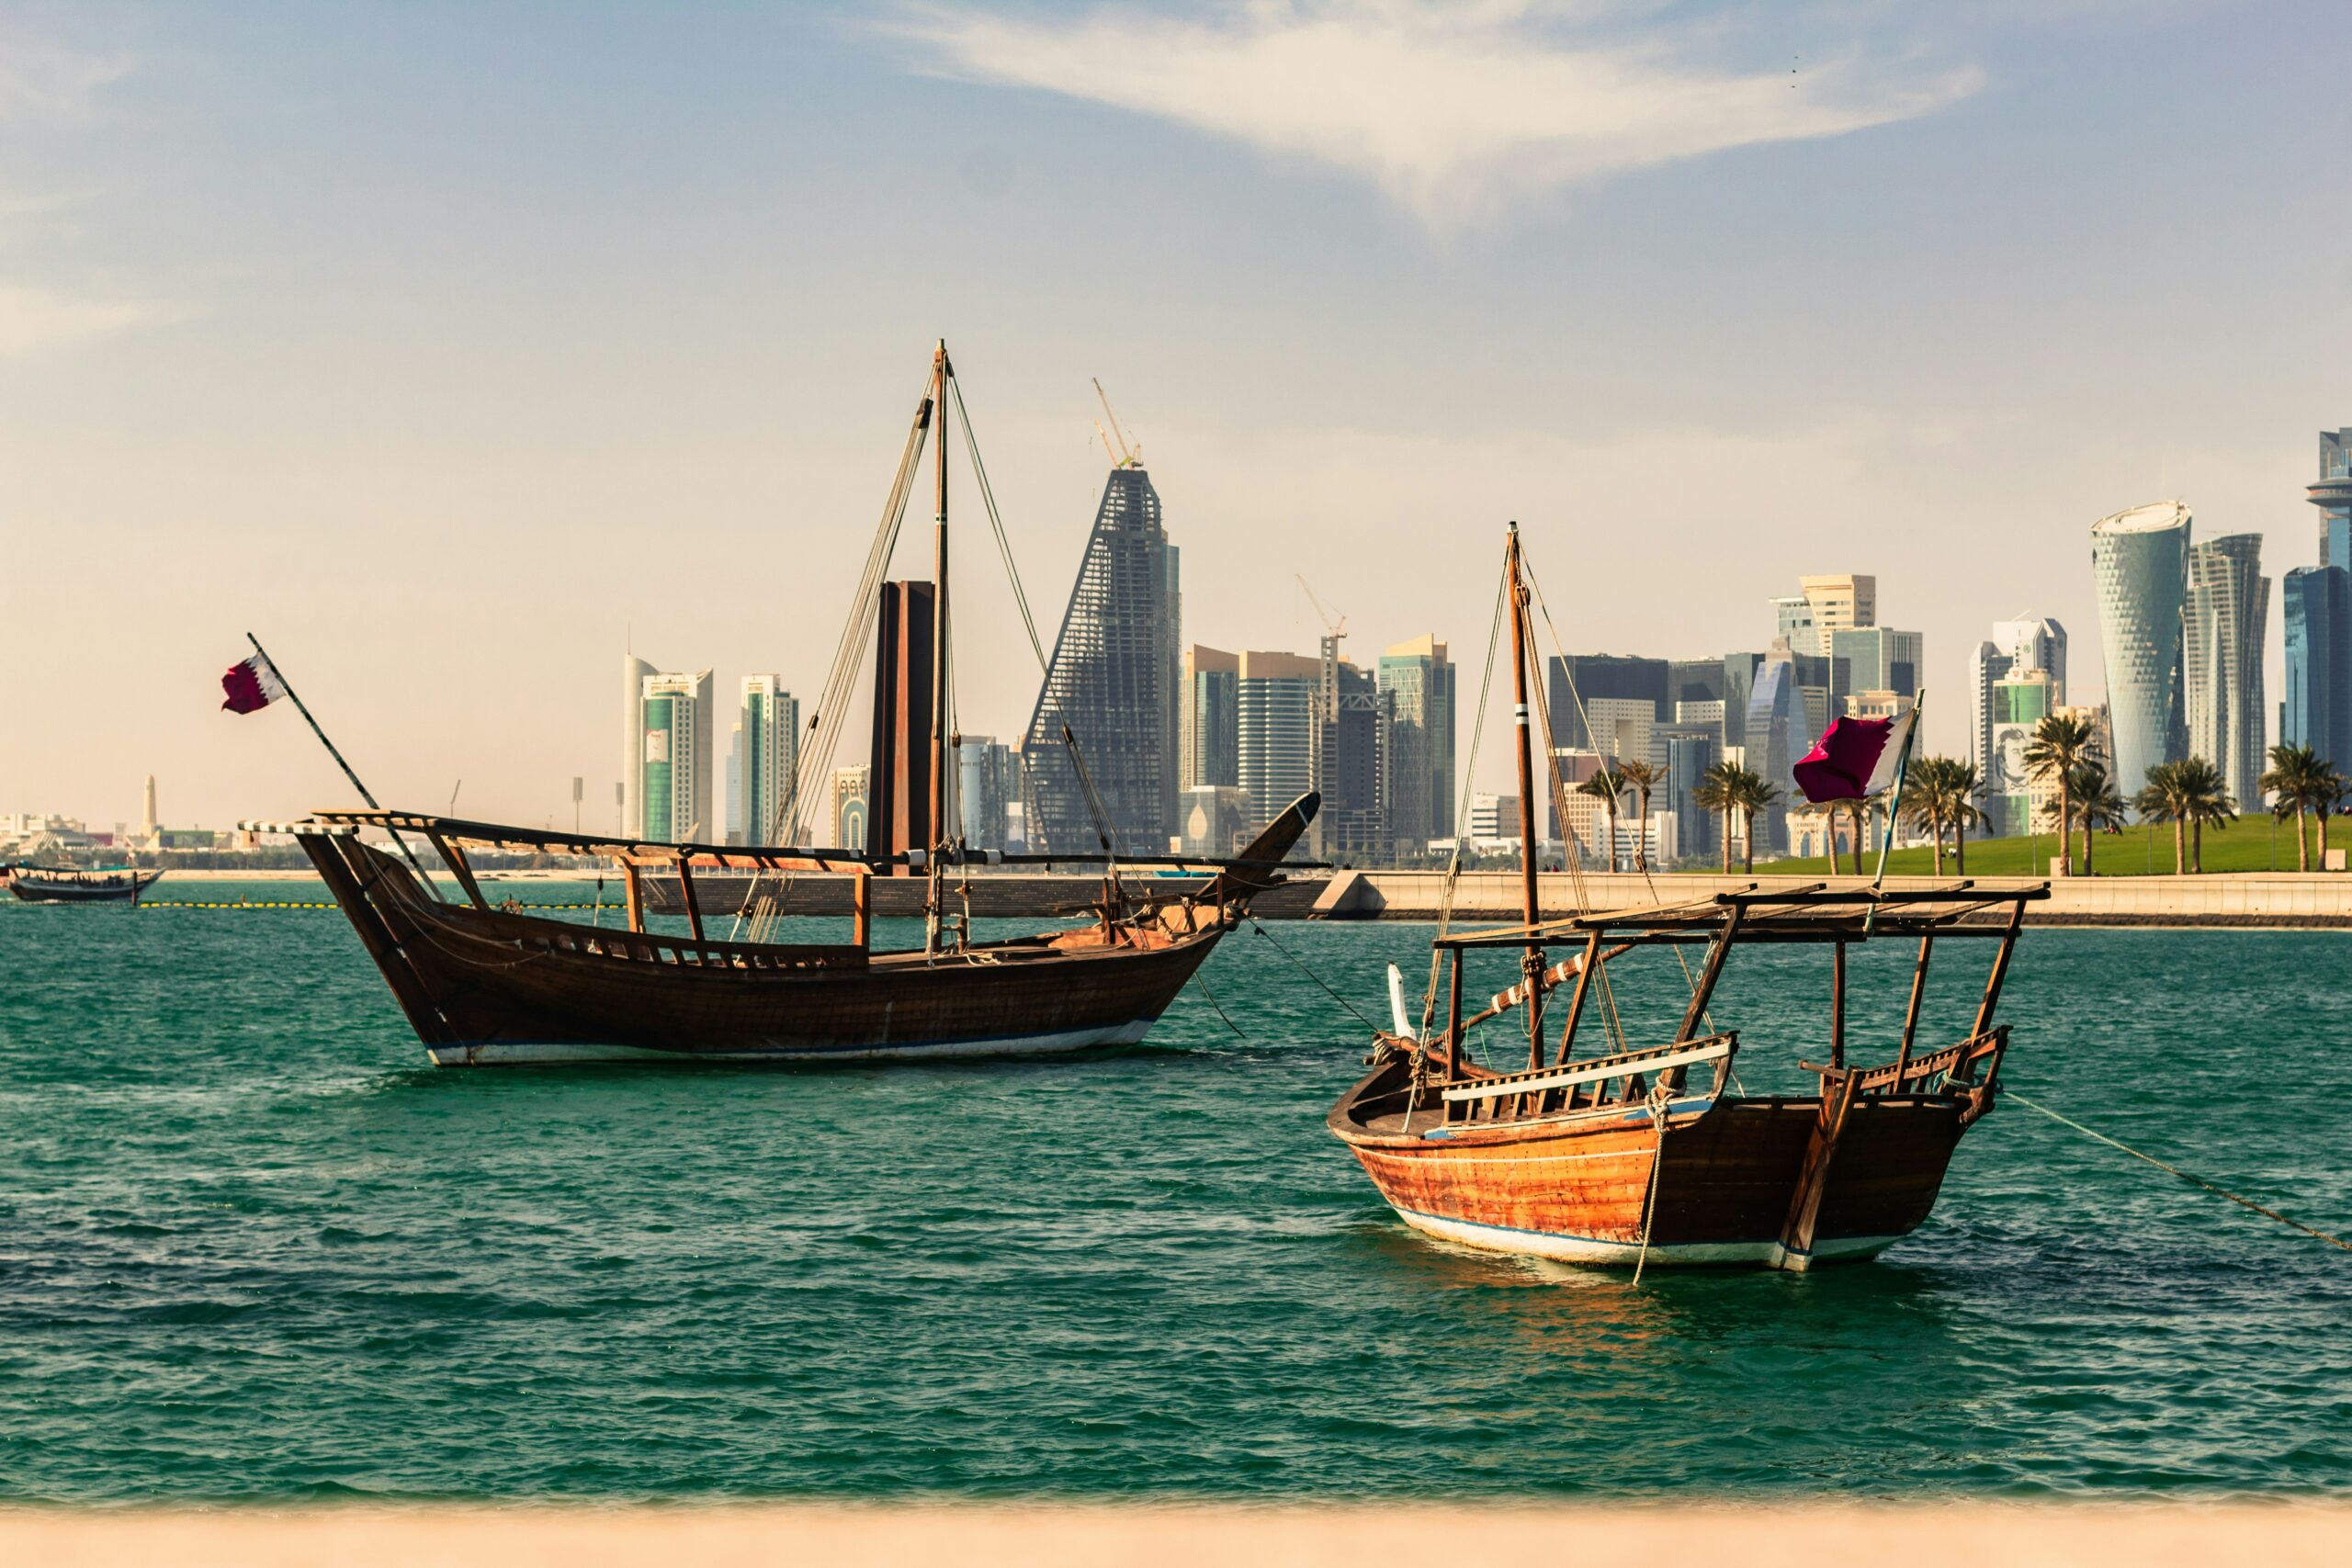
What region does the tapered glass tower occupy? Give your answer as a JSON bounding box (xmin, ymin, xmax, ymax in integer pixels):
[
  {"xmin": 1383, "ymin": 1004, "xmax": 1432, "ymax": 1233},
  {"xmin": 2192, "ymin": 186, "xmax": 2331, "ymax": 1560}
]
[
  {"xmin": 1020, "ymin": 464, "xmax": 1181, "ymax": 855},
  {"xmin": 2090, "ymin": 501, "xmax": 2190, "ymax": 801}
]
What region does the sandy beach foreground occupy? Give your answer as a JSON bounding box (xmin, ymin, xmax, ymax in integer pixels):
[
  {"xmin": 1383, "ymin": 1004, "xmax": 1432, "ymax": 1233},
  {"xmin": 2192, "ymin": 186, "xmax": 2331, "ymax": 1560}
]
[{"xmin": 5, "ymin": 1505, "xmax": 2346, "ymax": 1566}]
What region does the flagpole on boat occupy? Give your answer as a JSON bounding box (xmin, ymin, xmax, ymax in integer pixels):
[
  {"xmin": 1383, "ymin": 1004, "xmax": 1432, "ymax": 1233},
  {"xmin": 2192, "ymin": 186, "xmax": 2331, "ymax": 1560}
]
[
  {"xmin": 1863, "ymin": 689, "xmax": 1925, "ymax": 935},
  {"xmin": 244, "ymin": 632, "xmax": 443, "ymax": 897},
  {"xmin": 1504, "ymin": 523, "xmax": 1545, "ymax": 1052},
  {"xmin": 926, "ymin": 340, "xmax": 951, "ymax": 959}
]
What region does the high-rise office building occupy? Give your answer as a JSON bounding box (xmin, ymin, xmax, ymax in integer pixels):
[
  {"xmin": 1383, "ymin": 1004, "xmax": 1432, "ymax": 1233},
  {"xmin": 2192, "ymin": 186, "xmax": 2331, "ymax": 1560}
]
[
  {"xmin": 1984, "ymin": 670, "xmax": 2056, "ymax": 836},
  {"xmin": 1545, "ymin": 655, "xmax": 1668, "ymax": 750},
  {"xmin": 1377, "ymin": 635, "xmax": 1455, "ymax": 852},
  {"xmin": 1770, "ymin": 595, "xmax": 1816, "ymax": 657},
  {"xmin": 2283, "ymin": 566, "xmax": 2352, "ymax": 768},
  {"xmin": 1799, "ymin": 574, "xmax": 1878, "ymax": 657},
  {"xmin": 1829, "ymin": 626, "xmax": 1922, "ymax": 718},
  {"xmin": 2312, "ymin": 429, "xmax": 2352, "ymax": 570},
  {"xmin": 2185, "ymin": 534, "xmax": 2270, "ymax": 808},
  {"xmin": 1021, "ymin": 463, "xmax": 1182, "ymax": 855},
  {"xmin": 1320, "ymin": 662, "xmax": 1389, "ymax": 859},
  {"xmin": 1657, "ymin": 726, "xmax": 1720, "ymax": 863},
  {"xmin": 2091, "ymin": 501, "xmax": 2191, "ymax": 800},
  {"xmin": 1181, "ymin": 645, "xmax": 1240, "ymax": 789},
  {"xmin": 1989, "ymin": 616, "xmax": 2067, "ymax": 703},
  {"xmin": 639, "ymin": 669, "xmax": 714, "ymax": 842},
  {"xmin": 1742, "ymin": 639, "xmax": 1809, "ymax": 854},
  {"xmin": 1237, "ymin": 650, "xmax": 1319, "ymax": 832},
  {"xmin": 956, "ymin": 736, "xmax": 1016, "ymax": 852},
  {"xmin": 620, "ymin": 653, "xmax": 654, "ymax": 837},
  {"xmin": 736, "ymin": 675, "xmax": 798, "ymax": 846}
]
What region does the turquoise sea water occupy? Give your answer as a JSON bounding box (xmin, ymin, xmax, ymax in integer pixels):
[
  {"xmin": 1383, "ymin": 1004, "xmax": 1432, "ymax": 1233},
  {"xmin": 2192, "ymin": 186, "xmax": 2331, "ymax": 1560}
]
[{"xmin": 3, "ymin": 883, "xmax": 2349, "ymax": 1502}]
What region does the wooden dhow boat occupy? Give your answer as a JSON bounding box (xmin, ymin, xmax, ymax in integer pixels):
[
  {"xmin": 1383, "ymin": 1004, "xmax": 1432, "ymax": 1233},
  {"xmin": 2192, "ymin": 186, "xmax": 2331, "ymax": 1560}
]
[
  {"xmin": 258, "ymin": 341, "xmax": 1319, "ymax": 1066},
  {"xmin": 7, "ymin": 865, "xmax": 164, "ymax": 904},
  {"xmin": 1329, "ymin": 524, "xmax": 2045, "ymax": 1270}
]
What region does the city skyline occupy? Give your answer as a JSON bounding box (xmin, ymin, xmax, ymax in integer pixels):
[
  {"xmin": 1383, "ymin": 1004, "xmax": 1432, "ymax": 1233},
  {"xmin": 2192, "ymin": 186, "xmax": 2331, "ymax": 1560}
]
[{"xmin": 6, "ymin": 5, "xmax": 2346, "ymax": 830}]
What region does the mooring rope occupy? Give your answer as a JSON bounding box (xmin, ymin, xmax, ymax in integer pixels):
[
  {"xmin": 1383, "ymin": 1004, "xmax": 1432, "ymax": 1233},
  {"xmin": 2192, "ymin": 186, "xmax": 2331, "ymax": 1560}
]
[
  {"xmin": 1632, "ymin": 1080, "xmax": 1675, "ymax": 1285},
  {"xmin": 1187, "ymin": 971, "xmax": 1252, "ymax": 1045},
  {"xmin": 2010, "ymin": 1091, "xmax": 2351, "ymax": 1253},
  {"xmin": 1248, "ymin": 918, "xmax": 1382, "ymax": 1032}
]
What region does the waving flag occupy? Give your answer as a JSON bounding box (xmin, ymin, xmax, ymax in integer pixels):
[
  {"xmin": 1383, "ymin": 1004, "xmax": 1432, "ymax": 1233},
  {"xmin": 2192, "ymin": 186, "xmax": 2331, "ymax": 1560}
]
[
  {"xmin": 1793, "ymin": 708, "xmax": 1917, "ymax": 804},
  {"xmin": 220, "ymin": 652, "xmax": 289, "ymax": 715}
]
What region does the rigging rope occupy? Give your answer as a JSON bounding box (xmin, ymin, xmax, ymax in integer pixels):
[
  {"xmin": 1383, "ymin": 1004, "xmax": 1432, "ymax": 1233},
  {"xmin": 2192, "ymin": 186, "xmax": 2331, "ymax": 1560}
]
[
  {"xmin": 2010, "ymin": 1091, "xmax": 2351, "ymax": 1254},
  {"xmin": 1631, "ymin": 1079, "xmax": 1675, "ymax": 1284},
  {"xmin": 1414, "ymin": 567, "xmax": 1510, "ymax": 1047}
]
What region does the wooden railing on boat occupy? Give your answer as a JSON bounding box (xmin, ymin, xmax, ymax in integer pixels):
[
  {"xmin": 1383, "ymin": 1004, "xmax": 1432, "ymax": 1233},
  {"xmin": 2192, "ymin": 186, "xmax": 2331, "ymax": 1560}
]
[{"xmin": 1439, "ymin": 1033, "xmax": 1738, "ymax": 1125}]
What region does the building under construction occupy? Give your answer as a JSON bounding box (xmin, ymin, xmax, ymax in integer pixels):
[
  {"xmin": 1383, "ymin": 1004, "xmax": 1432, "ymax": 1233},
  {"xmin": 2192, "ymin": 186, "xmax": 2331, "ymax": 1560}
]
[{"xmin": 1021, "ymin": 460, "xmax": 1182, "ymax": 856}]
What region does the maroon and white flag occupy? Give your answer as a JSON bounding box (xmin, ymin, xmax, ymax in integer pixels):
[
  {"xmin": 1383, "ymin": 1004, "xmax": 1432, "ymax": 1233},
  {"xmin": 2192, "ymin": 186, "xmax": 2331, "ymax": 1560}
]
[
  {"xmin": 1792, "ymin": 708, "xmax": 1917, "ymax": 804},
  {"xmin": 220, "ymin": 653, "xmax": 289, "ymax": 715}
]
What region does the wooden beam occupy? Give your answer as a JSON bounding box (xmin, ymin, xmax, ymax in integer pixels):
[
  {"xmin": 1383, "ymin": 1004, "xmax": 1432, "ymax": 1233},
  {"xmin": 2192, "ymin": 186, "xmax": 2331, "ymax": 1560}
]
[
  {"xmin": 1551, "ymin": 929, "xmax": 1606, "ymax": 1070},
  {"xmin": 1674, "ymin": 903, "xmax": 1744, "ymax": 1043},
  {"xmin": 1445, "ymin": 950, "xmax": 1463, "ymax": 1088},
  {"xmin": 1777, "ymin": 1066, "xmax": 1863, "ymax": 1271},
  {"xmin": 675, "ymin": 855, "xmax": 706, "ymax": 943},
  {"xmin": 424, "ymin": 830, "xmax": 487, "ymax": 910},
  {"xmin": 1970, "ymin": 900, "xmax": 2027, "ymax": 1038},
  {"xmin": 622, "ymin": 860, "xmax": 645, "ymax": 933},
  {"xmin": 1829, "ymin": 940, "xmax": 1847, "ymax": 1072},
  {"xmin": 1896, "ymin": 933, "xmax": 1934, "ymax": 1076},
  {"xmin": 851, "ymin": 871, "xmax": 872, "ymax": 950}
]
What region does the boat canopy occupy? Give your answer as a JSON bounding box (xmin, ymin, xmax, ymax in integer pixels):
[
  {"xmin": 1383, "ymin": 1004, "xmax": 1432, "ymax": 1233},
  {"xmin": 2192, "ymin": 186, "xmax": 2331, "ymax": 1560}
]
[{"xmin": 1435, "ymin": 881, "xmax": 2052, "ymax": 950}]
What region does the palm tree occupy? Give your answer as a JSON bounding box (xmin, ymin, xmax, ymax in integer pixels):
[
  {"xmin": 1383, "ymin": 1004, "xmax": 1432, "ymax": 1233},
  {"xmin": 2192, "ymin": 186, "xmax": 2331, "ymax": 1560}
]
[
  {"xmin": 1616, "ymin": 760, "xmax": 1663, "ymax": 872},
  {"xmin": 2024, "ymin": 715, "xmax": 2101, "ymax": 876},
  {"xmin": 1733, "ymin": 769, "xmax": 1781, "ymax": 874},
  {"xmin": 1940, "ymin": 759, "xmax": 1984, "ymax": 874},
  {"xmin": 1575, "ymin": 767, "xmax": 1626, "ymax": 871},
  {"xmin": 2070, "ymin": 762, "xmax": 2130, "ymax": 875},
  {"xmin": 2260, "ymin": 742, "xmax": 2327, "ymax": 872},
  {"xmin": 1901, "ymin": 757, "xmax": 1958, "ymax": 874},
  {"xmin": 1841, "ymin": 796, "xmax": 1872, "ymax": 875},
  {"xmin": 1693, "ymin": 761, "xmax": 1743, "ymax": 874},
  {"xmin": 2138, "ymin": 757, "xmax": 2236, "ymax": 873}
]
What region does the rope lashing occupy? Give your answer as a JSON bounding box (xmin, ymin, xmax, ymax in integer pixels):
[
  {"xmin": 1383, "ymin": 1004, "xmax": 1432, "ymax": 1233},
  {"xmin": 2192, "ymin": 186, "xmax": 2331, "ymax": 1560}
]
[{"xmin": 1632, "ymin": 1079, "xmax": 1676, "ymax": 1285}]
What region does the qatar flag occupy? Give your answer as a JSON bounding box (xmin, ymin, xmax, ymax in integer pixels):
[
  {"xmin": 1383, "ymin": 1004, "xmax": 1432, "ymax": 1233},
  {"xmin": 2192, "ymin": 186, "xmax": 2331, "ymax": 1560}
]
[
  {"xmin": 1792, "ymin": 708, "xmax": 1917, "ymax": 804},
  {"xmin": 220, "ymin": 653, "xmax": 289, "ymax": 715}
]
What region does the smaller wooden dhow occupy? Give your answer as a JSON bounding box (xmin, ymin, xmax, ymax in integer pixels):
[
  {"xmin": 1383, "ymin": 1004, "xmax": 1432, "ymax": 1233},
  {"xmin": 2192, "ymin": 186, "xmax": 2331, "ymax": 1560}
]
[
  {"xmin": 1329, "ymin": 522, "xmax": 2046, "ymax": 1271},
  {"xmin": 7, "ymin": 865, "xmax": 164, "ymax": 905}
]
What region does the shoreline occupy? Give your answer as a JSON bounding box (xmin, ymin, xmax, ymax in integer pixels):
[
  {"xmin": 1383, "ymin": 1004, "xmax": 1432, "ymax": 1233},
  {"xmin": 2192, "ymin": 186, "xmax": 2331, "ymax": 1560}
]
[{"xmin": 1, "ymin": 1503, "xmax": 2345, "ymax": 1567}]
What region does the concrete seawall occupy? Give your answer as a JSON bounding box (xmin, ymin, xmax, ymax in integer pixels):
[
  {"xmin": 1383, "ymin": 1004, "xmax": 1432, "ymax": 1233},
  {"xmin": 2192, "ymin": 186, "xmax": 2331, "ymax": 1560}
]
[
  {"xmin": 629, "ymin": 869, "xmax": 2352, "ymax": 927},
  {"xmin": 1331, "ymin": 870, "xmax": 2352, "ymax": 927}
]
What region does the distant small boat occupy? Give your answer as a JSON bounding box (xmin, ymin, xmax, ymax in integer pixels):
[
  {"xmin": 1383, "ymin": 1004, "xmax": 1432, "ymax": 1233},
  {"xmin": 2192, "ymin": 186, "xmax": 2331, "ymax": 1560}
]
[{"xmin": 7, "ymin": 866, "xmax": 164, "ymax": 905}]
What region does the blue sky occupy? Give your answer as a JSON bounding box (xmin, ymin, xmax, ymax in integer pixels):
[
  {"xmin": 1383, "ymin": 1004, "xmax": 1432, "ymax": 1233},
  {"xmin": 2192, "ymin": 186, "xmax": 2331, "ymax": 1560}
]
[{"xmin": 3, "ymin": 2, "xmax": 2345, "ymax": 829}]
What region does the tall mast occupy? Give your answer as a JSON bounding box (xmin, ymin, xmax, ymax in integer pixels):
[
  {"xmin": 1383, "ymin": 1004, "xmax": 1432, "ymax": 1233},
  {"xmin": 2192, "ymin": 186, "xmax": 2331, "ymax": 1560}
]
[
  {"xmin": 1505, "ymin": 522, "xmax": 1544, "ymax": 1048},
  {"xmin": 927, "ymin": 340, "xmax": 951, "ymax": 956}
]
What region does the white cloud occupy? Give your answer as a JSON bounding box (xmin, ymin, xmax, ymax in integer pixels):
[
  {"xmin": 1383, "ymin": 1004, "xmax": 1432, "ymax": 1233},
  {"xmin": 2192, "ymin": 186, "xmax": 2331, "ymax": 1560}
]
[
  {"xmin": 889, "ymin": 1, "xmax": 1981, "ymax": 228},
  {"xmin": 0, "ymin": 35, "xmax": 130, "ymax": 122},
  {"xmin": 0, "ymin": 283, "xmax": 181, "ymax": 359}
]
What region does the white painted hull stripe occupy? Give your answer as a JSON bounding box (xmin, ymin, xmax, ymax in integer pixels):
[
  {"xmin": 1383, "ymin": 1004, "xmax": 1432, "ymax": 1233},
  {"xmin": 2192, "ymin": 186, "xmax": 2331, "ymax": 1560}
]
[{"xmin": 425, "ymin": 1018, "xmax": 1156, "ymax": 1066}]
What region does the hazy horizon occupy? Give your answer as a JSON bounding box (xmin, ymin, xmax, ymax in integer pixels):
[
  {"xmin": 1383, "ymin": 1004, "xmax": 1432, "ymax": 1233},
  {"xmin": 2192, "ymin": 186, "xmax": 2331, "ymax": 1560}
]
[{"xmin": 5, "ymin": 2, "xmax": 2346, "ymax": 833}]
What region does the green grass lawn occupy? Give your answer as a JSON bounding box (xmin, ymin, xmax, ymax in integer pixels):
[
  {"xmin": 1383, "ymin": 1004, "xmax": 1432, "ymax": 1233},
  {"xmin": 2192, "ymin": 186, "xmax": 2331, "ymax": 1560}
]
[{"xmin": 1677, "ymin": 818, "xmax": 2343, "ymax": 877}]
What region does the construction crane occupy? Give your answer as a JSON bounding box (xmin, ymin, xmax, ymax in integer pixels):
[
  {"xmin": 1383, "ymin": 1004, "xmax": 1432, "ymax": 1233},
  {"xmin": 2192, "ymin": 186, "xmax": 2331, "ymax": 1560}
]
[
  {"xmin": 1296, "ymin": 575, "xmax": 1346, "ymax": 722},
  {"xmin": 1295, "ymin": 574, "xmax": 1346, "ymax": 641},
  {"xmin": 1091, "ymin": 378, "xmax": 1139, "ymax": 468}
]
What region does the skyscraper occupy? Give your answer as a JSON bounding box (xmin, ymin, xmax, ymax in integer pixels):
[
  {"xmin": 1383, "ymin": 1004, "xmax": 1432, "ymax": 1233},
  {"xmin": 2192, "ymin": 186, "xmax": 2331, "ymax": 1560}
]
[
  {"xmin": 2282, "ymin": 566, "xmax": 2349, "ymax": 768},
  {"xmin": 1545, "ymin": 654, "xmax": 1668, "ymax": 750},
  {"xmin": 1020, "ymin": 463, "xmax": 1182, "ymax": 855},
  {"xmin": 1377, "ymin": 635, "xmax": 1455, "ymax": 852},
  {"xmin": 2312, "ymin": 429, "xmax": 2352, "ymax": 570},
  {"xmin": 737, "ymin": 674, "xmax": 798, "ymax": 845},
  {"xmin": 830, "ymin": 763, "xmax": 869, "ymax": 852},
  {"xmin": 1181, "ymin": 644, "xmax": 1240, "ymax": 789},
  {"xmin": 956, "ymin": 736, "xmax": 1015, "ymax": 852},
  {"xmin": 1969, "ymin": 615, "xmax": 2065, "ymax": 807},
  {"xmin": 1799, "ymin": 573, "xmax": 1877, "ymax": 656},
  {"xmin": 2185, "ymin": 534, "xmax": 2270, "ymax": 808},
  {"xmin": 1742, "ymin": 639, "xmax": 1808, "ymax": 854},
  {"xmin": 2091, "ymin": 501, "xmax": 2191, "ymax": 800},
  {"xmin": 620, "ymin": 653, "xmax": 654, "ymax": 837},
  {"xmin": 1237, "ymin": 650, "xmax": 1319, "ymax": 831},
  {"xmin": 1989, "ymin": 615, "xmax": 2067, "ymax": 703},
  {"xmin": 639, "ymin": 669, "xmax": 714, "ymax": 842}
]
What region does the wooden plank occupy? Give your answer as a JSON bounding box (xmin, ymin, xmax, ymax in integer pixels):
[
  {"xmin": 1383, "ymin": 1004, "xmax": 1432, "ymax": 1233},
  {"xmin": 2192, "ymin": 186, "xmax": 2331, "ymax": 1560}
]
[
  {"xmin": 1674, "ymin": 904, "xmax": 1744, "ymax": 1043},
  {"xmin": 622, "ymin": 860, "xmax": 646, "ymax": 933},
  {"xmin": 1778, "ymin": 1067, "xmax": 1864, "ymax": 1267},
  {"xmin": 675, "ymin": 855, "xmax": 706, "ymax": 943},
  {"xmin": 1829, "ymin": 940, "xmax": 1847, "ymax": 1071},
  {"xmin": 1896, "ymin": 934, "xmax": 1934, "ymax": 1074},
  {"xmin": 423, "ymin": 830, "xmax": 488, "ymax": 911},
  {"xmin": 1971, "ymin": 900, "xmax": 2027, "ymax": 1037}
]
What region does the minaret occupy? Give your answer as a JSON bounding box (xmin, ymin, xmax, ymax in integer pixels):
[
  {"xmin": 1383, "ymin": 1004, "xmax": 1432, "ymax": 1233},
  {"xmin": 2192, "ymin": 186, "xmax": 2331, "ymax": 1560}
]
[{"xmin": 141, "ymin": 773, "xmax": 158, "ymax": 840}]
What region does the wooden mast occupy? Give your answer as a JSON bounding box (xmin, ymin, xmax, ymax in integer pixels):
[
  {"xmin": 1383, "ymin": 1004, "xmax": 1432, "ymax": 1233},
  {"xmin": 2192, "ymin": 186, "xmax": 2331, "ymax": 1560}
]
[
  {"xmin": 1504, "ymin": 522, "xmax": 1544, "ymax": 1055},
  {"xmin": 926, "ymin": 340, "xmax": 951, "ymax": 958}
]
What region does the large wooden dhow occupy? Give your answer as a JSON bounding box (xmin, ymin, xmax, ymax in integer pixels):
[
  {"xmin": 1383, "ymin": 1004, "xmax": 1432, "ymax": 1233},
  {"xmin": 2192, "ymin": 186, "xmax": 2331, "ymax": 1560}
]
[
  {"xmin": 279, "ymin": 795, "xmax": 1313, "ymax": 1066},
  {"xmin": 250, "ymin": 340, "xmax": 1319, "ymax": 1066},
  {"xmin": 1329, "ymin": 523, "xmax": 2045, "ymax": 1270}
]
